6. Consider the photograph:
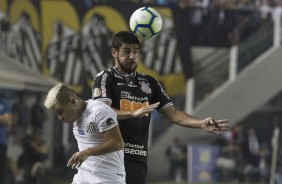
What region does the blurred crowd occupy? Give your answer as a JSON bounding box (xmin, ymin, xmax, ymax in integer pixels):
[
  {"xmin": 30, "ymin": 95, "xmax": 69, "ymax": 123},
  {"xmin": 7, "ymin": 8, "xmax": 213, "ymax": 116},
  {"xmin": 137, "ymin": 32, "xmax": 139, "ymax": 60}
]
[
  {"xmin": 83, "ymin": 0, "xmax": 282, "ymax": 47},
  {"xmin": 164, "ymin": 123, "xmax": 282, "ymax": 183},
  {"xmin": 215, "ymin": 124, "xmax": 271, "ymax": 183},
  {"xmin": 126, "ymin": 0, "xmax": 282, "ymax": 8},
  {"xmin": 1, "ymin": 91, "xmax": 49, "ymax": 184}
]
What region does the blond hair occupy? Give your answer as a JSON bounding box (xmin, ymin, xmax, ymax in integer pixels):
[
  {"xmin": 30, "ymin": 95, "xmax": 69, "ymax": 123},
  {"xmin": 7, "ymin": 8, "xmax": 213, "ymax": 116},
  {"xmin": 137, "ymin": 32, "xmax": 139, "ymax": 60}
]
[{"xmin": 44, "ymin": 83, "xmax": 76, "ymax": 110}]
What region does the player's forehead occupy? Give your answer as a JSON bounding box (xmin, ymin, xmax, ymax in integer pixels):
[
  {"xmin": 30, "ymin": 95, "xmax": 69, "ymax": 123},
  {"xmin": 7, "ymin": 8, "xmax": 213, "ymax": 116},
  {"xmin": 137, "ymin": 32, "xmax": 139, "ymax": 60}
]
[
  {"xmin": 52, "ymin": 103, "xmax": 64, "ymax": 112},
  {"xmin": 120, "ymin": 43, "xmax": 140, "ymax": 50},
  {"xmin": 53, "ymin": 105, "xmax": 62, "ymax": 112}
]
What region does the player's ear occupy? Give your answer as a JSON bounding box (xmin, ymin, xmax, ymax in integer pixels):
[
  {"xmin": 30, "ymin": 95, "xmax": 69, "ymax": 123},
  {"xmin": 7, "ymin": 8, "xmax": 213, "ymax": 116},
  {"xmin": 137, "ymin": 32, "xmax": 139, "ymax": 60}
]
[
  {"xmin": 69, "ymin": 97, "xmax": 77, "ymax": 106},
  {"xmin": 112, "ymin": 48, "xmax": 117, "ymax": 57}
]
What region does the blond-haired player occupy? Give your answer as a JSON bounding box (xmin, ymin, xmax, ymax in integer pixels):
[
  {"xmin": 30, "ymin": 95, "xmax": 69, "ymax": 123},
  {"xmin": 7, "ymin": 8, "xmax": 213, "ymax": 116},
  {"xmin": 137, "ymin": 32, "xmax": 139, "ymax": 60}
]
[{"xmin": 44, "ymin": 83, "xmax": 125, "ymax": 183}]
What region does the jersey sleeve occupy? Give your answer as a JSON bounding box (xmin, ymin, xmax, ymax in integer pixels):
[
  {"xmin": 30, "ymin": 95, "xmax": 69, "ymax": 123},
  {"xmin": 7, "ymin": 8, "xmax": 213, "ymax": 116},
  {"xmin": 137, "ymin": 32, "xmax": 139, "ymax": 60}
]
[
  {"xmin": 150, "ymin": 77, "xmax": 173, "ymax": 113},
  {"xmin": 94, "ymin": 105, "xmax": 118, "ymax": 133},
  {"xmin": 92, "ymin": 70, "xmax": 112, "ymax": 104}
]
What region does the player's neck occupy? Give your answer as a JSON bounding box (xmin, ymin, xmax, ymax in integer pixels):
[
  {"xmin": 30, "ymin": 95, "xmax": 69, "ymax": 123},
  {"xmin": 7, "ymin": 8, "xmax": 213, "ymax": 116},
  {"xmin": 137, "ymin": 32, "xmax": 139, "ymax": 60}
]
[
  {"xmin": 78, "ymin": 100, "xmax": 87, "ymax": 116},
  {"xmin": 113, "ymin": 66, "xmax": 134, "ymax": 76}
]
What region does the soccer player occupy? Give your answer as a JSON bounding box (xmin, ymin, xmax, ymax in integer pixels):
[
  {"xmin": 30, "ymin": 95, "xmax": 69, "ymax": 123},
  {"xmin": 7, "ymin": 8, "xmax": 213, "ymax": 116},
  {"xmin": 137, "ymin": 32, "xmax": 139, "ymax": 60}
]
[
  {"xmin": 92, "ymin": 31, "xmax": 229, "ymax": 184},
  {"xmin": 44, "ymin": 83, "xmax": 125, "ymax": 183}
]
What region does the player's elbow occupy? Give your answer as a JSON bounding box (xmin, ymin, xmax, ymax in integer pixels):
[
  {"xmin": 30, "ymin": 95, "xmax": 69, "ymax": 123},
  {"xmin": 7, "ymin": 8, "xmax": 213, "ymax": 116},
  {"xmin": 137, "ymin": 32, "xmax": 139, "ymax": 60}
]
[
  {"xmin": 118, "ymin": 140, "xmax": 124, "ymax": 150},
  {"xmin": 115, "ymin": 139, "xmax": 124, "ymax": 151}
]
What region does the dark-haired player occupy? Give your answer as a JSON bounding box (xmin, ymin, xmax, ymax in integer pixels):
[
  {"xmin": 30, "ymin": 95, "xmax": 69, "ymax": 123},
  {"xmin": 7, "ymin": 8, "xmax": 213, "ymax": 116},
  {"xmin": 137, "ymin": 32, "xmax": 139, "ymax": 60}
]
[{"xmin": 92, "ymin": 31, "xmax": 229, "ymax": 184}]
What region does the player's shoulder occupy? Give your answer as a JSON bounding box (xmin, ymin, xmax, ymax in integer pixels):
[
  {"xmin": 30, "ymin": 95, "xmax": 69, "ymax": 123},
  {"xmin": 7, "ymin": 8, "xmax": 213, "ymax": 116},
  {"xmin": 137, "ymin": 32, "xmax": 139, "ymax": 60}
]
[
  {"xmin": 89, "ymin": 100, "xmax": 116, "ymax": 118},
  {"xmin": 89, "ymin": 99, "xmax": 105, "ymax": 107},
  {"xmin": 95, "ymin": 68, "xmax": 113, "ymax": 77},
  {"xmin": 136, "ymin": 72, "xmax": 157, "ymax": 82},
  {"xmin": 136, "ymin": 71, "xmax": 157, "ymax": 81}
]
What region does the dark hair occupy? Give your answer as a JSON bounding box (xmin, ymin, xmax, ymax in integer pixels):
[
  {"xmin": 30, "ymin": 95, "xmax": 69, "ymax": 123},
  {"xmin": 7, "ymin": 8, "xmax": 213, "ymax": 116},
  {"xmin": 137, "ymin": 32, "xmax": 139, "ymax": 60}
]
[{"xmin": 112, "ymin": 31, "xmax": 140, "ymax": 50}]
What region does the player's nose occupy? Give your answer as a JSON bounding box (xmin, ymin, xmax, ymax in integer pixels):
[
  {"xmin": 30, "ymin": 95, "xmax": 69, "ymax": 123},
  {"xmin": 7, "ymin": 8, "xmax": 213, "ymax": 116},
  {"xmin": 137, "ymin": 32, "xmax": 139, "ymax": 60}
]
[
  {"xmin": 129, "ymin": 53, "xmax": 134, "ymax": 59},
  {"xmin": 129, "ymin": 51, "xmax": 137, "ymax": 59}
]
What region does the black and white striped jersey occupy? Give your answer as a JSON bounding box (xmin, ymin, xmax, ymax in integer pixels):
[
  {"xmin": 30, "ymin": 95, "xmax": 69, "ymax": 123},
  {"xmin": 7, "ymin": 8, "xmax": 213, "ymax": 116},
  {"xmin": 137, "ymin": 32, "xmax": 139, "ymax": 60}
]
[{"xmin": 92, "ymin": 67, "xmax": 173, "ymax": 163}]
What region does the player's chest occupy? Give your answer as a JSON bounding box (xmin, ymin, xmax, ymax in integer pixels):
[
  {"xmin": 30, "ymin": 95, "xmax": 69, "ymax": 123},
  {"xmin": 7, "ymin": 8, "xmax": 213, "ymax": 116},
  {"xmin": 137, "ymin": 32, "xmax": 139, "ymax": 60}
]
[
  {"xmin": 112, "ymin": 77, "xmax": 153, "ymax": 100},
  {"xmin": 73, "ymin": 119, "xmax": 100, "ymax": 138},
  {"xmin": 113, "ymin": 78, "xmax": 152, "ymax": 110}
]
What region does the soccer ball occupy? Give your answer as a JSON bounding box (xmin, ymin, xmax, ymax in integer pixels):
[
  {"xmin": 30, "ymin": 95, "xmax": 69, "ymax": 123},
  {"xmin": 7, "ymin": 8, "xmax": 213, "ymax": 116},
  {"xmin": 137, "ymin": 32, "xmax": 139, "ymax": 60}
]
[{"xmin": 129, "ymin": 7, "xmax": 163, "ymax": 38}]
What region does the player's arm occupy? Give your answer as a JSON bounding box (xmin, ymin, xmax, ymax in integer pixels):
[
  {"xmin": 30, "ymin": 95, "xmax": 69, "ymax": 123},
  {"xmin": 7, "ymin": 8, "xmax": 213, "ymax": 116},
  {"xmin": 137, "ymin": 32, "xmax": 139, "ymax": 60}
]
[
  {"xmin": 0, "ymin": 112, "xmax": 12, "ymax": 126},
  {"xmin": 162, "ymin": 105, "xmax": 229, "ymax": 134},
  {"xmin": 67, "ymin": 125, "xmax": 124, "ymax": 168},
  {"xmin": 111, "ymin": 102, "xmax": 160, "ymax": 120}
]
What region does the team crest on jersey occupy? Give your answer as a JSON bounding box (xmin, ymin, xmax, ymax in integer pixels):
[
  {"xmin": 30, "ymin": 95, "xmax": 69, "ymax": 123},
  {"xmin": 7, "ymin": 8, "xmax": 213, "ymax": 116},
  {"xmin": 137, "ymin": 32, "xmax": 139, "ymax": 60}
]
[
  {"xmin": 140, "ymin": 81, "xmax": 151, "ymax": 94},
  {"xmin": 86, "ymin": 122, "xmax": 96, "ymax": 134},
  {"xmin": 106, "ymin": 118, "xmax": 115, "ymax": 126}
]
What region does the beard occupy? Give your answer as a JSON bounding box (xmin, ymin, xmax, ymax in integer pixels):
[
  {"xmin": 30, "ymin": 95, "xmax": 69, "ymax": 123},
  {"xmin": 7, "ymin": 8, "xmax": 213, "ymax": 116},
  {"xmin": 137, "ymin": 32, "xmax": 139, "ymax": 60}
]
[{"xmin": 116, "ymin": 57, "xmax": 138, "ymax": 74}]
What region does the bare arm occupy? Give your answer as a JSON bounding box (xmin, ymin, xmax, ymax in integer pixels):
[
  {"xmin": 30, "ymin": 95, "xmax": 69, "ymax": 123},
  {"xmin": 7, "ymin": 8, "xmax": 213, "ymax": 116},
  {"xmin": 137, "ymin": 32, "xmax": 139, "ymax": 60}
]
[
  {"xmin": 0, "ymin": 113, "xmax": 12, "ymax": 126},
  {"xmin": 162, "ymin": 105, "xmax": 229, "ymax": 134},
  {"xmin": 162, "ymin": 105, "xmax": 201, "ymax": 128},
  {"xmin": 67, "ymin": 125, "xmax": 124, "ymax": 168}
]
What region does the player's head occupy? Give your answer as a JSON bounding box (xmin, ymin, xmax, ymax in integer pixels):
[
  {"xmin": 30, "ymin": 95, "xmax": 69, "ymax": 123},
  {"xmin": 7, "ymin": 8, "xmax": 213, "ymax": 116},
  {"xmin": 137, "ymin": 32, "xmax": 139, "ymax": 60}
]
[
  {"xmin": 44, "ymin": 83, "xmax": 83, "ymax": 123},
  {"xmin": 112, "ymin": 31, "xmax": 141, "ymax": 74},
  {"xmin": 112, "ymin": 31, "xmax": 140, "ymax": 50}
]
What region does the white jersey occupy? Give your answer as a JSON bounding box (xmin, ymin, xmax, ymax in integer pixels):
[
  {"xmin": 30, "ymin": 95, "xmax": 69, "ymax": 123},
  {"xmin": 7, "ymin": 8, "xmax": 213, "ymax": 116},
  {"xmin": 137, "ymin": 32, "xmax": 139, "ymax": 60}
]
[{"xmin": 72, "ymin": 99, "xmax": 125, "ymax": 183}]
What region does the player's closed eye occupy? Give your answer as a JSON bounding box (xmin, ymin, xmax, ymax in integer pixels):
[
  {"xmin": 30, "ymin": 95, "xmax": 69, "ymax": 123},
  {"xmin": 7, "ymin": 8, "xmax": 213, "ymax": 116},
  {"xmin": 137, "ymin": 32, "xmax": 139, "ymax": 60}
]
[{"xmin": 56, "ymin": 109, "xmax": 63, "ymax": 116}]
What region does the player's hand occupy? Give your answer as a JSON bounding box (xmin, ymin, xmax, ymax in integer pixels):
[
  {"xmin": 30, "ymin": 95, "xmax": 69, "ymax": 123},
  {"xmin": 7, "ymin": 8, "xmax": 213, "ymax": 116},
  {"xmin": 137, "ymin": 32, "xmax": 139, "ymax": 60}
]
[
  {"xmin": 200, "ymin": 117, "xmax": 229, "ymax": 135},
  {"xmin": 67, "ymin": 150, "xmax": 89, "ymax": 169},
  {"xmin": 132, "ymin": 102, "xmax": 160, "ymax": 118}
]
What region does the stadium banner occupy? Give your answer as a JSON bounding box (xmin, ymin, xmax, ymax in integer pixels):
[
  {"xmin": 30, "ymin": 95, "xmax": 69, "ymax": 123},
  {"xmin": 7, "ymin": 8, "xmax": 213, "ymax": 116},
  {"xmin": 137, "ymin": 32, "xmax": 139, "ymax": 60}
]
[
  {"xmin": 0, "ymin": 0, "xmax": 191, "ymax": 97},
  {"xmin": 188, "ymin": 144, "xmax": 220, "ymax": 183},
  {"xmin": 1, "ymin": 0, "xmax": 42, "ymax": 71}
]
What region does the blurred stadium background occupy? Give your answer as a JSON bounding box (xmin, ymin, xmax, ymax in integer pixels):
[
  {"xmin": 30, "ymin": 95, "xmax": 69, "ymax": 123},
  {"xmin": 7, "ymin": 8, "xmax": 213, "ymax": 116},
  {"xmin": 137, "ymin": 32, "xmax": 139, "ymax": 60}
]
[{"xmin": 1, "ymin": 0, "xmax": 282, "ymax": 183}]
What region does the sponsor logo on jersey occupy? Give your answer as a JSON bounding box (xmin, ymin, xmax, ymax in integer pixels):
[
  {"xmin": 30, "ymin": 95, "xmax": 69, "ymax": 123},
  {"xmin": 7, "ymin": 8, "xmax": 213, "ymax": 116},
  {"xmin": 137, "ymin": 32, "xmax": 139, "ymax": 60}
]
[
  {"xmin": 127, "ymin": 81, "xmax": 137, "ymax": 87},
  {"xmin": 78, "ymin": 129, "xmax": 85, "ymax": 135},
  {"xmin": 106, "ymin": 118, "xmax": 115, "ymax": 126},
  {"xmin": 124, "ymin": 148, "xmax": 147, "ymax": 156},
  {"xmin": 139, "ymin": 81, "xmax": 151, "ymax": 94},
  {"xmin": 119, "ymin": 91, "xmax": 149, "ymax": 111},
  {"xmin": 93, "ymin": 88, "xmax": 102, "ymax": 97},
  {"xmin": 120, "ymin": 91, "xmax": 148, "ymax": 101},
  {"xmin": 124, "ymin": 142, "xmax": 144, "ymax": 149},
  {"xmin": 124, "ymin": 143, "xmax": 147, "ymax": 156},
  {"xmin": 120, "ymin": 99, "xmax": 149, "ymax": 111},
  {"xmin": 86, "ymin": 122, "xmax": 96, "ymax": 134}
]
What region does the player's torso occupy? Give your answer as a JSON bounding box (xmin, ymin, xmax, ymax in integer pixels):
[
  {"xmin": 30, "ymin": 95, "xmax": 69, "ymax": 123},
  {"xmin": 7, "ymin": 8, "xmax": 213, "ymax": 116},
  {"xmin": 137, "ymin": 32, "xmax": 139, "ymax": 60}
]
[
  {"xmin": 110, "ymin": 69, "xmax": 153, "ymax": 162},
  {"xmin": 110, "ymin": 72, "xmax": 152, "ymax": 112},
  {"xmin": 73, "ymin": 114, "xmax": 105, "ymax": 150}
]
